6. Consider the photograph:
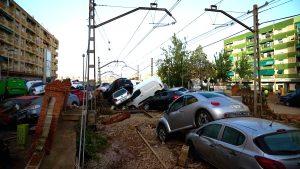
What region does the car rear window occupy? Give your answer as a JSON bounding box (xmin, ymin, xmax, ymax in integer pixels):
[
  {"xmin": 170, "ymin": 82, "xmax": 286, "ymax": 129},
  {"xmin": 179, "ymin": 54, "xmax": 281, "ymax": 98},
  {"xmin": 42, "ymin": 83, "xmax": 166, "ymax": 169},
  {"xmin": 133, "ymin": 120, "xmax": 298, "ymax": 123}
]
[
  {"xmin": 174, "ymin": 91, "xmax": 184, "ymax": 95},
  {"xmin": 198, "ymin": 92, "xmax": 221, "ymax": 98},
  {"xmin": 255, "ymin": 130, "xmax": 300, "ymax": 155}
]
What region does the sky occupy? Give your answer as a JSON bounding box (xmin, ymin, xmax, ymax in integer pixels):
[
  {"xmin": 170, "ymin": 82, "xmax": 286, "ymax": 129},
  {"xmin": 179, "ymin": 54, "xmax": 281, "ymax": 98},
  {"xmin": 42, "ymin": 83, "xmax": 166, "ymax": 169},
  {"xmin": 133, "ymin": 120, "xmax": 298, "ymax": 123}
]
[{"xmin": 15, "ymin": 0, "xmax": 300, "ymax": 81}]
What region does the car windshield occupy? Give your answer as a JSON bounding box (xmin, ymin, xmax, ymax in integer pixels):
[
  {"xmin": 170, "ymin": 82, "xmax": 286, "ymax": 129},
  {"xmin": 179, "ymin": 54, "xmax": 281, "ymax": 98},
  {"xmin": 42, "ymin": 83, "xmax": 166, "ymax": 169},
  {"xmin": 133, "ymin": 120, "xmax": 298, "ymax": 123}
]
[
  {"xmin": 113, "ymin": 89, "xmax": 127, "ymax": 98},
  {"xmin": 198, "ymin": 92, "xmax": 222, "ymax": 98},
  {"xmin": 255, "ymin": 130, "xmax": 300, "ymax": 155}
]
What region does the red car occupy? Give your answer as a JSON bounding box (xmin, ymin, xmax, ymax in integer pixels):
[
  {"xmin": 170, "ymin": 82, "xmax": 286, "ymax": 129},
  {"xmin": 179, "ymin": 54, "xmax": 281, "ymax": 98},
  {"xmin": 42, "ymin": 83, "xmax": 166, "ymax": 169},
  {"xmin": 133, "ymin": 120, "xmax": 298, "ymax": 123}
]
[{"xmin": 71, "ymin": 89, "xmax": 84, "ymax": 105}]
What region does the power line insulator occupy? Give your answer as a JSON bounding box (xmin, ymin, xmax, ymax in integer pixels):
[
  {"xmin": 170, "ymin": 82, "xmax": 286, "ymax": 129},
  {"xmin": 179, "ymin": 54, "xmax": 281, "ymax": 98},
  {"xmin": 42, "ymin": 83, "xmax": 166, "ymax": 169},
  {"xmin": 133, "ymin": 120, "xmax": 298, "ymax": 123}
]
[{"xmin": 150, "ymin": 3, "xmax": 157, "ymax": 8}]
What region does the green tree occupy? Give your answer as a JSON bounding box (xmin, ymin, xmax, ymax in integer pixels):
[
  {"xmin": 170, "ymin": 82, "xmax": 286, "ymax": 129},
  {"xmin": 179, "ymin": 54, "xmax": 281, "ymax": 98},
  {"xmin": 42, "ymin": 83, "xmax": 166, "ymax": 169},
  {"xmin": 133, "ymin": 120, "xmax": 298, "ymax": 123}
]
[
  {"xmin": 157, "ymin": 34, "xmax": 190, "ymax": 87},
  {"xmin": 214, "ymin": 50, "xmax": 232, "ymax": 82},
  {"xmin": 189, "ymin": 45, "xmax": 215, "ymax": 81},
  {"xmin": 235, "ymin": 53, "xmax": 252, "ymax": 82}
]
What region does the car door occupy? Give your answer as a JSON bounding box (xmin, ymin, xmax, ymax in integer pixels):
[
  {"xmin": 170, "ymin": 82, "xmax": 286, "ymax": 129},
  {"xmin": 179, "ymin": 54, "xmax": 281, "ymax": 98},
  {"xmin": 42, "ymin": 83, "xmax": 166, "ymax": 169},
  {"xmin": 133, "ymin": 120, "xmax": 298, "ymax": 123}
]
[
  {"xmin": 159, "ymin": 92, "xmax": 170, "ymax": 110},
  {"xmin": 214, "ymin": 126, "xmax": 246, "ymax": 169},
  {"xmin": 167, "ymin": 96, "xmax": 185, "ymax": 130},
  {"xmin": 193, "ymin": 124, "xmax": 222, "ymax": 167},
  {"xmin": 180, "ymin": 95, "xmax": 199, "ymax": 127}
]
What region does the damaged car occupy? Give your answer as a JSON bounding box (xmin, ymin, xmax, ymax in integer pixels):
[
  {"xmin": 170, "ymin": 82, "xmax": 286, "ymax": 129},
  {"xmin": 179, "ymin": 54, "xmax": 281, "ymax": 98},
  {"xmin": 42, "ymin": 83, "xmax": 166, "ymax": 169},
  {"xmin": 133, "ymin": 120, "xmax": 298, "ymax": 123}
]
[{"xmin": 156, "ymin": 92, "xmax": 250, "ymax": 142}]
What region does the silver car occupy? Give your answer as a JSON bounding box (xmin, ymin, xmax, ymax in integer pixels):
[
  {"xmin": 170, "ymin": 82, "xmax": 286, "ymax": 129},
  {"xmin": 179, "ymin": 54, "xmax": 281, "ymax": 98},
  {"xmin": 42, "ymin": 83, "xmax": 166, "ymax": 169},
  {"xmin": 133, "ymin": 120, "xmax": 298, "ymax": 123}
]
[
  {"xmin": 112, "ymin": 88, "xmax": 131, "ymax": 106},
  {"xmin": 156, "ymin": 92, "xmax": 249, "ymax": 141},
  {"xmin": 186, "ymin": 117, "xmax": 300, "ymax": 169}
]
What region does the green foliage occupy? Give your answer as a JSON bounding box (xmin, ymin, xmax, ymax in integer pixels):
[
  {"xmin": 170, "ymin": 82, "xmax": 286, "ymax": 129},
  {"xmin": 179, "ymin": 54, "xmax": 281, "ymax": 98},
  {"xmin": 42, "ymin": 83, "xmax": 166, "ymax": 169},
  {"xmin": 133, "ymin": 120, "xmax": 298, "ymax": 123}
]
[
  {"xmin": 157, "ymin": 34, "xmax": 190, "ymax": 87},
  {"xmin": 189, "ymin": 45, "xmax": 215, "ymax": 80},
  {"xmin": 76, "ymin": 124, "xmax": 108, "ymax": 161},
  {"xmin": 214, "ymin": 50, "xmax": 232, "ymax": 82},
  {"xmin": 235, "ymin": 53, "xmax": 252, "ymax": 80},
  {"xmin": 157, "ymin": 35, "xmax": 216, "ymax": 87},
  {"xmin": 84, "ymin": 128, "xmax": 108, "ymax": 160}
]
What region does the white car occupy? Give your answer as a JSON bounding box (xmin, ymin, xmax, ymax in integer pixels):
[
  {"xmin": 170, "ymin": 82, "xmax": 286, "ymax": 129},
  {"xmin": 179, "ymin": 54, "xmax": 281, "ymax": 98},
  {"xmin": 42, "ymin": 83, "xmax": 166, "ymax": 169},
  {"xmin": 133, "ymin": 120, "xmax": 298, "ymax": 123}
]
[
  {"xmin": 26, "ymin": 80, "xmax": 42, "ymax": 90},
  {"xmin": 29, "ymin": 82, "xmax": 45, "ymax": 95},
  {"xmin": 127, "ymin": 77, "xmax": 164, "ymax": 108}
]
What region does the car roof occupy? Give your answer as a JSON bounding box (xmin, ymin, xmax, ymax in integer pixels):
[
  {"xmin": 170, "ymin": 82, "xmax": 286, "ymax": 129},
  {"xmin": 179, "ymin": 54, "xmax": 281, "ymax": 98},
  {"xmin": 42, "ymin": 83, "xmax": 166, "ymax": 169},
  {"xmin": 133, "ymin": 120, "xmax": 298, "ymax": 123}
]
[
  {"xmin": 170, "ymin": 87, "xmax": 184, "ymax": 90},
  {"xmin": 13, "ymin": 96, "xmax": 40, "ymax": 100},
  {"xmin": 213, "ymin": 117, "xmax": 297, "ymax": 137}
]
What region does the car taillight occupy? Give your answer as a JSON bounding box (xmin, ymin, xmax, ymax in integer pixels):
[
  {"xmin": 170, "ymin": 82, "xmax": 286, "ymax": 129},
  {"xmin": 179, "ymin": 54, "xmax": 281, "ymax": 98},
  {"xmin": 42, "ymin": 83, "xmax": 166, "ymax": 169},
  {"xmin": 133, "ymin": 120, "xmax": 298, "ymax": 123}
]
[
  {"xmin": 255, "ymin": 156, "xmax": 286, "ymax": 169},
  {"xmin": 173, "ymin": 95, "xmax": 180, "ymax": 100},
  {"xmin": 211, "ymin": 101, "xmax": 220, "ymax": 106}
]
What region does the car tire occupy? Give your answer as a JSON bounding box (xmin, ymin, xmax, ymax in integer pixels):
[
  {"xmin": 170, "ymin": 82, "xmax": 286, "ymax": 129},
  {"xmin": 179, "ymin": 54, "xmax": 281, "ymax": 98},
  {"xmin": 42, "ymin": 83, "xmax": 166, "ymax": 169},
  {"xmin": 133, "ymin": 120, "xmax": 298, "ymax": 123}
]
[
  {"xmin": 195, "ymin": 110, "xmax": 213, "ymax": 127},
  {"xmin": 187, "ymin": 141, "xmax": 199, "ymax": 160},
  {"xmin": 285, "ymin": 101, "xmax": 290, "ymax": 106},
  {"xmin": 143, "ymin": 103, "xmax": 150, "ymax": 110},
  {"xmin": 157, "ymin": 124, "xmax": 168, "ymax": 142},
  {"xmin": 72, "ymin": 102, "xmax": 78, "ymax": 106}
]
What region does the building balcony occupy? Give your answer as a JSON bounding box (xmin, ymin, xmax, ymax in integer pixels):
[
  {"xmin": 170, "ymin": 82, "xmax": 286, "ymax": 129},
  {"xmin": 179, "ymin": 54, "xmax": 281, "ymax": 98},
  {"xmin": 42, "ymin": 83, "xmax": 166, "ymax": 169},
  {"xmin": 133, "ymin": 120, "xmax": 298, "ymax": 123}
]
[
  {"xmin": 27, "ymin": 23, "xmax": 36, "ymax": 32},
  {"xmin": 0, "ymin": 3, "xmax": 14, "ymax": 19},
  {"xmin": 260, "ymin": 47, "xmax": 274, "ymax": 53},
  {"xmin": 273, "ymin": 29, "xmax": 296, "ymax": 40},
  {"xmin": 274, "ymin": 41, "xmax": 295, "ymax": 50},
  {"xmin": 0, "ymin": 16, "xmax": 13, "ymax": 31},
  {"xmin": 0, "ymin": 32, "xmax": 13, "ymax": 44}
]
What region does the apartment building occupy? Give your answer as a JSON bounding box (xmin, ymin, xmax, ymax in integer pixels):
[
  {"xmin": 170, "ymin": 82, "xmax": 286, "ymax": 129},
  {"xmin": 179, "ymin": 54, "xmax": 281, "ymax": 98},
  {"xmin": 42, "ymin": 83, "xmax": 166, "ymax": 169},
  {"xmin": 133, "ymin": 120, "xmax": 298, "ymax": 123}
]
[
  {"xmin": 224, "ymin": 16, "xmax": 300, "ymax": 92},
  {"xmin": 0, "ymin": 0, "xmax": 58, "ymax": 80}
]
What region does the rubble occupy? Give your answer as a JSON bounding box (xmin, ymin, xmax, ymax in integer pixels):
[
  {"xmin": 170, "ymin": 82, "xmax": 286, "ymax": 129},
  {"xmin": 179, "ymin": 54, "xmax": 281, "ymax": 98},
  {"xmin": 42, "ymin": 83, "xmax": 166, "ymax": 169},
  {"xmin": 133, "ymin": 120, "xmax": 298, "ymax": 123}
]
[{"xmin": 88, "ymin": 113, "xmax": 212, "ymax": 169}]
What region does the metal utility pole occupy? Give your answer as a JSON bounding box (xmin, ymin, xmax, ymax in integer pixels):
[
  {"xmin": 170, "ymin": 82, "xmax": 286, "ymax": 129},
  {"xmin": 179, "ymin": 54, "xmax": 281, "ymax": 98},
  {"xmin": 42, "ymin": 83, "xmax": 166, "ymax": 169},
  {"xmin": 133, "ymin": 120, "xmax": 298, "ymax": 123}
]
[
  {"xmin": 98, "ymin": 56, "xmax": 101, "ymax": 84},
  {"xmin": 205, "ymin": 3, "xmax": 264, "ymax": 116},
  {"xmin": 137, "ymin": 65, "xmax": 139, "ymax": 80},
  {"xmin": 87, "ymin": 0, "xmax": 96, "ymax": 89},
  {"xmin": 151, "ymin": 58, "xmax": 153, "ymax": 76},
  {"xmin": 253, "ymin": 4, "xmax": 263, "ymax": 116},
  {"xmin": 82, "ymin": 54, "xmax": 85, "ymax": 83}
]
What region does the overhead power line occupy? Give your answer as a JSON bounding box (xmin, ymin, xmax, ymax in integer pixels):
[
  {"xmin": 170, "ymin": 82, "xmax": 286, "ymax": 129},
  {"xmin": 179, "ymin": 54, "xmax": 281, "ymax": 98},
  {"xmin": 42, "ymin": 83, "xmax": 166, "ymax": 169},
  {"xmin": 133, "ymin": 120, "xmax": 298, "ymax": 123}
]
[
  {"xmin": 186, "ymin": 0, "xmax": 293, "ymax": 47},
  {"xmin": 120, "ymin": 0, "xmax": 182, "ymax": 61},
  {"xmin": 96, "ymin": 4, "xmax": 136, "ymax": 9},
  {"xmin": 117, "ymin": 0, "xmax": 158, "ymax": 59},
  {"xmin": 136, "ymin": 0, "xmax": 226, "ymax": 64},
  {"xmin": 202, "ymin": 12, "xmax": 299, "ymax": 48}
]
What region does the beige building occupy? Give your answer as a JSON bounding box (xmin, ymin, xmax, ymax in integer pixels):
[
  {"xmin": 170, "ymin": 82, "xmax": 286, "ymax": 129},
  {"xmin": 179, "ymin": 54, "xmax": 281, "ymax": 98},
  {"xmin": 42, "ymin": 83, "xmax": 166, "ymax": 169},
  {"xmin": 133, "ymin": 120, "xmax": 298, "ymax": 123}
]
[{"xmin": 0, "ymin": 0, "xmax": 58, "ymax": 80}]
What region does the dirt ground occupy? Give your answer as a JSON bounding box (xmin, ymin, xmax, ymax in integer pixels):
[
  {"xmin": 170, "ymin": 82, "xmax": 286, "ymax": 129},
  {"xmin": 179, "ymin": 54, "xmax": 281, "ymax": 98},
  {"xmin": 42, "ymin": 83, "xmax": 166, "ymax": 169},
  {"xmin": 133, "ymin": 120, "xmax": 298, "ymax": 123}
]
[{"xmin": 86, "ymin": 112, "xmax": 213, "ymax": 169}]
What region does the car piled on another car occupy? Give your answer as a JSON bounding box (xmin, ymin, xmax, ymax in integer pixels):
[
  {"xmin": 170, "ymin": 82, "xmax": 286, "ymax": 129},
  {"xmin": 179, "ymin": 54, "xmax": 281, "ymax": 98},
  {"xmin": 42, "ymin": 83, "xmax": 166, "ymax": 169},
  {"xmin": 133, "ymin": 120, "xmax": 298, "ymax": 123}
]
[
  {"xmin": 156, "ymin": 92, "xmax": 250, "ymax": 142},
  {"xmin": 186, "ymin": 117, "xmax": 300, "ymax": 169},
  {"xmin": 142, "ymin": 90, "xmax": 183, "ymax": 111},
  {"xmin": 103, "ymin": 78, "xmax": 133, "ymax": 102},
  {"xmin": 127, "ymin": 77, "xmax": 164, "ymax": 109},
  {"xmin": 111, "ymin": 88, "xmax": 132, "ymax": 108}
]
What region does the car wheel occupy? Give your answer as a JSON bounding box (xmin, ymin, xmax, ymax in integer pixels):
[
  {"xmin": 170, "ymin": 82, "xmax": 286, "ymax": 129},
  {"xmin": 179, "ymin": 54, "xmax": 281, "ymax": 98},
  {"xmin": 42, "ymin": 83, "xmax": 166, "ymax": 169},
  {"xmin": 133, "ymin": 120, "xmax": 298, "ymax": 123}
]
[
  {"xmin": 195, "ymin": 110, "xmax": 213, "ymax": 127},
  {"xmin": 143, "ymin": 103, "xmax": 150, "ymax": 110},
  {"xmin": 72, "ymin": 102, "xmax": 78, "ymax": 106},
  {"xmin": 285, "ymin": 101, "xmax": 290, "ymax": 106},
  {"xmin": 157, "ymin": 124, "xmax": 168, "ymax": 142}
]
